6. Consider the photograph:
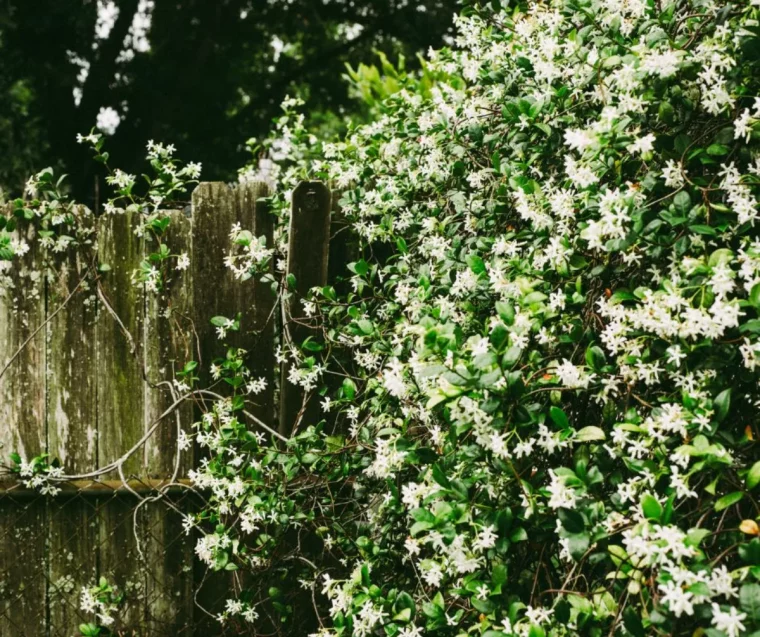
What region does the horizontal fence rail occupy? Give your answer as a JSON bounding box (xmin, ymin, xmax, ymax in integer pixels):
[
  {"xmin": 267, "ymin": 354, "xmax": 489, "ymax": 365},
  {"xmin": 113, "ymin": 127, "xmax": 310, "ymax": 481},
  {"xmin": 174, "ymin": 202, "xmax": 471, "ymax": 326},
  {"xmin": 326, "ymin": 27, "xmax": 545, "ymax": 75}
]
[{"xmin": 0, "ymin": 180, "xmax": 338, "ymax": 636}]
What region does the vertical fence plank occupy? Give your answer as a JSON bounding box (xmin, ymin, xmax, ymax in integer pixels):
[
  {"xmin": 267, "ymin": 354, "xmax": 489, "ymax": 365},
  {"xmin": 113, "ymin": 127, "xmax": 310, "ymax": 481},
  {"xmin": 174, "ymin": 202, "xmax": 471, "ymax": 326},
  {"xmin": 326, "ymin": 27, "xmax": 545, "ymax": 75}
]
[
  {"xmin": 144, "ymin": 208, "xmax": 194, "ymax": 478},
  {"xmin": 0, "ymin": 494, "xmax": 47, "ymax": 636},
  {"xmin": 142, "ymin": 209, "xmax": 195, "ymax": 634},
  {"xmin": 46, "ymin": 205, "xmax": 99, "ymax": 633},
  {"xmin": 279, "ymin": 181, "xmax": 332, "ymax": 437},
  {"xmin": 0, "ymin": 222, "xmax": 46, "ymax": 473},
  {"xmin": 191, "ymin": 182, "xmax": 272, "ymax": 390},
  {"xmin": 96, "ymin": 209, "xmax": 148, "ymax": 628},
  {"xmin": 190, "ymin": 181, "xmax": 274, "ymax": 626},
  {"xmin": 0, "ymin": 220, "xmax": 47, "ymax": 636},
  {"xmin": 234, "ymin": 183, "xmax": 275, "ymax": 426},
  {"xmin": 96, "ymin": 209, "xmax": 145, "ymax": 478}
]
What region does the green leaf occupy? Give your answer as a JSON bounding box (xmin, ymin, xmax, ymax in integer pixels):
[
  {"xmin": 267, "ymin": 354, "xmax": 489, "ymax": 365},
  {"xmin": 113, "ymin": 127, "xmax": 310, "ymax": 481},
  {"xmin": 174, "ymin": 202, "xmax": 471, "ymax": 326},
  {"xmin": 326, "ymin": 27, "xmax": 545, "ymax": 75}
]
[
  {"xmin": 558, "ymin": 507, "xmax": 585, "ymax": 533},
  {"xmin": 393, "ymin": 591, "xmax": 415, "ymax": 621},
  {"xmin": 585, "ymin": 345, "xmax": 606, "ymax": 371},
  {"xmin": 342, "ymin": 378, "xmax": 356, "ymax": 400},
  {"xmin": 714, "ymin": 389, "xmax": 731, "ymax": 423},
  {"xmin": 301, "ymin": 338, "xmax": 324, "ymax": 352},
  {"xmin": 714, "ymin": 491, "xmax": 743, "ymax": 512},
  {"xmin": 492, "ymin": 563, "xmax": 508, "ymax": 587},
  {"xmin": 489, "ymin": 324, "xmax": 509, "ymax": 350},
  {"xmin": 740, "ymin": 583, "xmax": 760, "ymax": 621},
  {"xmin": 495, "ymin": 301, "xmax": 515, "ymax": 324},
  {"xmin": 706, "ymin": 143, "xmax": 730, "ymax": 156},
  {"xmin": 467, "ymin": 254, "xmax": 486, "ymax": 274},
  {"xmin": 673, "ymin": 190, "xmax": 691, "ymax": 213},
  {"xmin": 610, "ymin": 290, "xmax": 635, "ymax": 304},
  {"xmin": 357, "ymin": 319, "xmax": 374, "ymax": 335},
  {"xmin": 431, "ymin": 463, "xmax": 450, "ymax": 488},
  {"xmin": 740, "ymin": 538, "xmax": 760, "ymax": 565},
  {"xmin": 352, "ymin": 259, "xmax": 369, "ymax": 276},
  {"xmin": 751, "ymin": 284, "xmax": 760, "ymax": 309},
  {"xmin": 575, "ymin": 426, "xmax": 606, "ymax": 442},
  {"xmin": 549, "ymin": 407, "xmax": 570, "ymax": 429},
  {"xmin": 658, "ymin": 100, "xmax": 675, "ymax": 125},
  {"xmin": 523, "ymin": 291, "xmax": 547, "ymax": 305},
  {"xmin": 688, "ymin": 224, "xmax": 716, "ymax": 236},
  {"xmin": 641, "ymin": 494, "xmax": 663, "ymax": 521},
  {"xmin": 748, "ymin": 461, "xmax": 760, "ymax": 490}
]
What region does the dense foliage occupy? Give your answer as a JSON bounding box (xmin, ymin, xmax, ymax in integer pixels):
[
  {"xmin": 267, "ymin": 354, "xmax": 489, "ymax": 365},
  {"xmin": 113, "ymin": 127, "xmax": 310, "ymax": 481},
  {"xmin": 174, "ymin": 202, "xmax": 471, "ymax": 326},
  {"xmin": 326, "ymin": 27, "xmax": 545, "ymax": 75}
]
[
  {"xmin": 194, "ymin": 0, "xmax": 760, "ymax": 635},
  {"xmin": 4, "ymin": 0, "xmax": 760, "ymax": 635}
]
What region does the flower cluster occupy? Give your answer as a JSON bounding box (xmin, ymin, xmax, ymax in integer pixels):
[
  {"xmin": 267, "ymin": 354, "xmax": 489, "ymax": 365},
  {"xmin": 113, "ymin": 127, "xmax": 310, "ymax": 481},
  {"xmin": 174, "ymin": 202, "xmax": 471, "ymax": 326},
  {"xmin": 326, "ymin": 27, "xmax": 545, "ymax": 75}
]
[
  {"xmin": 9, "ymin": 452, "xmax": 64, "ymax": 496},
  {"xmin": 200, "ymin": 1, "xmax": 760, "ymax": 635},
  {"xmin": 78, "ymin": 577, "xmax": 123, "ymax": 636}
]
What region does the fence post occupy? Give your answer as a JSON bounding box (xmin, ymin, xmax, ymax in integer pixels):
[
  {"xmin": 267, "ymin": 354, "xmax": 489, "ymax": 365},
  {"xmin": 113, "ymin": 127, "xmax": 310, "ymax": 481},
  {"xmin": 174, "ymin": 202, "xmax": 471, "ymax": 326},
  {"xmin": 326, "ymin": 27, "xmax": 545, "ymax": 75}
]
[{"xmin": 279, "ymin": 181, "xmax": 332, "ymax": 437}]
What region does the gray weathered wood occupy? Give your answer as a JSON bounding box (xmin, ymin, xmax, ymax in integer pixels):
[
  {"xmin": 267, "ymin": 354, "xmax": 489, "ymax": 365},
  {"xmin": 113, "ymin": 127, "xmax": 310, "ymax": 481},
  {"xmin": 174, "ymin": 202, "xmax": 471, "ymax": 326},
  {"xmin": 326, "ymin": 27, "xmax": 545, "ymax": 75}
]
[
  {"xmin": 234, "ymin": 182, "xmax": 276, "ymax": 426},
  {"xmin": 142, "ymin": 209, "xmax": 195, "ymax": 632},
  {"xmin": 279, "ymin": 181, "xmax": 332, "ymax": 436},
  {"xmin": 47, "ymin": 495, "xmax": 99, "ymax": 635},
  {"xmin": 191, "ymin": 181, "xmax": 275, "ymax": 626},
  {"xmin": 0, "ymin": 221, "xmax": 46, "ymax": 466},
  {"xmin": 191, "ymin": 182, "xmax": 273, "ymax": 396},
  {"xmin": 95, "ymin": 211, "xmax": 148, "ymax": 630},
  {"xmin": 0, "ymin": 497, "xmax": 47, "ymax": 635},
  {"xmin": 0, "ymin": 219, "xmax": 47, "ymax": 636},
  {"xmin": 144, "ymin": 209, "xmax": 194, "ymax": 478},
  {"xmin": 97, "ymin": 495, "xmax": 148, "ymax": 630},
  {"xmin": 45, "ymin": 204, "xmax": 100, "ymax": 634},
  {"xmin": 96, "ymin": 210, "xmax": 145, "ymax": 478}
]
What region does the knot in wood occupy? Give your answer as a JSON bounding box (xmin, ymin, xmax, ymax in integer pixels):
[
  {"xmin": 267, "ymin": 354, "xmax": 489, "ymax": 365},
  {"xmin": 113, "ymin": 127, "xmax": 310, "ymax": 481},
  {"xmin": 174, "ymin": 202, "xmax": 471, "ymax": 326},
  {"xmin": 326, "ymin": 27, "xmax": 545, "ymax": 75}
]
[{"xmin": 303, "ymin": 190, "xmax": 320, "ymax": 212}]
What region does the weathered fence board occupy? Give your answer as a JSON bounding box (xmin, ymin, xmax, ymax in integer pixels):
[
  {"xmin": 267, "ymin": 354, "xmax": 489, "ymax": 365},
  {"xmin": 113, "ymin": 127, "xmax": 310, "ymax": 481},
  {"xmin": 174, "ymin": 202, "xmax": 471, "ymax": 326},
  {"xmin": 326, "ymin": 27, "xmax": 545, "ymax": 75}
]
[
  {"xmin": 190, "ymin": 181, "xmax": 276, "ymax": 626},
  {"xmin": 0, "ymin": 497, "xmax": 47, "ymax": 635},
  {"xmin": 279, "ymin": 180, "xmax": 332, "ymax": 437},
  {"xmin": 46, "ymin": 207, "xmax": 100, "ymax": 633},
  {"xmin": 0, "ymin": 222, "xmax": 46, "ymax": 463},
  {"xmin": 234, "ymin": 183, "xmax": 275, "ymax": 426},
  {"xmin": 0, "ymin": 222, "xmax": 47, "ymax": 635},
  {"xmin": 144, "ymin": 208, "xmax": 194, "ymax": 478},
  {"xmin": 0, "ymin": 180, "xmax": 341, "ymax": 635},
  {"xmin": 97, "ymin": 209, "xmax": 146, "ymax": 480}
]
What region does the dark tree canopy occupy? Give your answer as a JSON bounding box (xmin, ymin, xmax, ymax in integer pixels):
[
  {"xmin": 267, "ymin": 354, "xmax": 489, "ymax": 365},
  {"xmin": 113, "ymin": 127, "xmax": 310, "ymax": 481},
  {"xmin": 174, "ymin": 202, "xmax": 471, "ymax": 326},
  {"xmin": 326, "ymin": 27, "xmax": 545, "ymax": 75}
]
[{"xmin": 0, "ymin": 0, "xmax": 457, "ymax": 203}]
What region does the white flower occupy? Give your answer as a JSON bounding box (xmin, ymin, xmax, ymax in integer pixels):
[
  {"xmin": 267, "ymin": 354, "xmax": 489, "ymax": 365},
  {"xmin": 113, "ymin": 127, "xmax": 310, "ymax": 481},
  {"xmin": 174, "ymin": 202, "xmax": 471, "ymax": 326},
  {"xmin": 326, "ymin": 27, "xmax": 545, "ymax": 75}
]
[
  {"xmin": 472, "ymin": 525, "xmax": 498, "ymax": 552},
  {"xmin": 176, "ymin": 252, "xmax": 190, "ymax": 271},
  {"xmin": 96, "ymin": 106, "xmax": 121, "ymax": 135},
  {"xmin": 627, "ymin": 133, "xmax": 655, "ymax": 155},
  {"xmin": 711, "ymin": 604, "xmax": 746, "ymax": 637},
  {"xmin": 475, "ymin": 584, "xmax": 490, "ymax": 600},
  {"xmin": 659, "ymin": 580, "xmax": 694, "ymax": 617},
  {"xmin": 662, "ymin": 160, "xmax": 686, "ymax": 188}
]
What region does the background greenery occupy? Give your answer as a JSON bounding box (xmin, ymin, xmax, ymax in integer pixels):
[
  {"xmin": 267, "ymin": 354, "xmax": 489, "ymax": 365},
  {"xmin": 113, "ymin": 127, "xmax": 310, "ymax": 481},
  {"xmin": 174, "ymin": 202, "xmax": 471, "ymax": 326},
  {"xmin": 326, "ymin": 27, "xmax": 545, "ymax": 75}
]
[{"xmin": 0, "ymin": 0, "xmax": 457, "ymax": 204}]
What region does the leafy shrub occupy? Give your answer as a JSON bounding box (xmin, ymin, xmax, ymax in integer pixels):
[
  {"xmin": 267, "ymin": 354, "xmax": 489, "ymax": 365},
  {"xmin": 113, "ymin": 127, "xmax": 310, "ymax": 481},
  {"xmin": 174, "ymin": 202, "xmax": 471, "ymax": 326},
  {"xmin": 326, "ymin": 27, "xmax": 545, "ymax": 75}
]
[
  {"xmin": 4, "ymin": 0, "xmax": 760, "ymax": 635},
  {"xmin": 201, "ymin": 0, "xmax": 760, "ymax": 635}
]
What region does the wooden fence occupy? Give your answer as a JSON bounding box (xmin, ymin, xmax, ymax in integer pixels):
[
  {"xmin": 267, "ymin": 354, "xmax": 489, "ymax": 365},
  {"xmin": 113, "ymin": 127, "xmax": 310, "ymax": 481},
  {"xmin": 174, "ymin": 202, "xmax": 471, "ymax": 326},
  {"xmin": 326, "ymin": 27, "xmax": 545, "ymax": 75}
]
[{"xmin": 0, "ymin": 180, "xmax": 339, "ymax": 636}]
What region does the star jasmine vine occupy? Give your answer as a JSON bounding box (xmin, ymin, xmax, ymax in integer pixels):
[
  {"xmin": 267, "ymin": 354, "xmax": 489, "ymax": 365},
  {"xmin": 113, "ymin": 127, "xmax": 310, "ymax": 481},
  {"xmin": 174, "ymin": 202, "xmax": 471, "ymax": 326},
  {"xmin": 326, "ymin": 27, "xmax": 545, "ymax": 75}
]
[
  {"xmin": 3, "ymin": 0, "xmax": 760, "ymax": 635},
  {"xmin": 205, "ymin": 0, "xmax": 760, "ymax": 634}
]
